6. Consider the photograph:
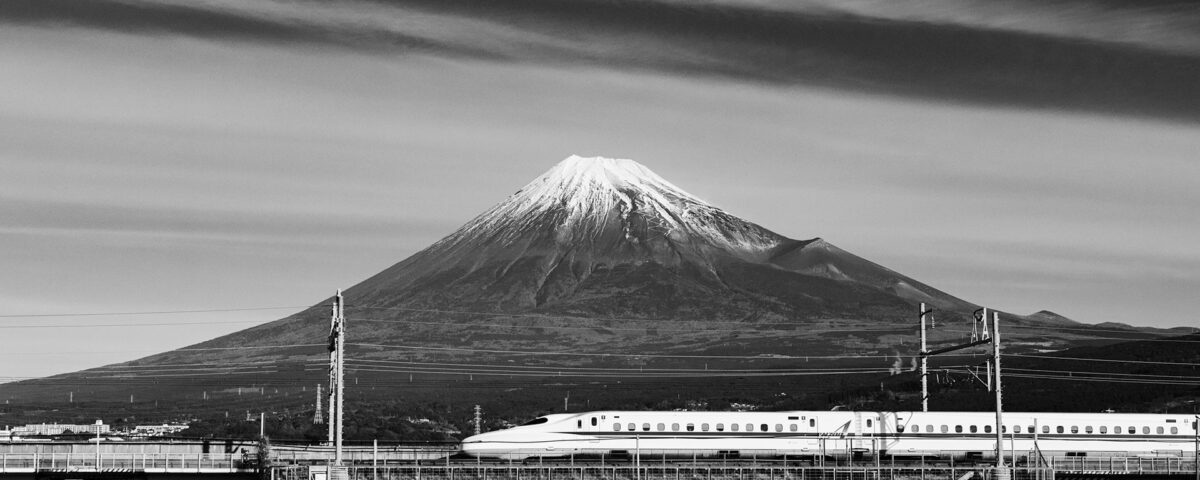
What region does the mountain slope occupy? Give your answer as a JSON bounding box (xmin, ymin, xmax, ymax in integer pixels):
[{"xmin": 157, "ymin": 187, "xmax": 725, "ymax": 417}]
[
  {"xmin": 140, "ymin": 155, "xmax": 1113, "ymax": 369},
  {"xmin": 345, "ymin": 156, "xmax": 964, "ymax": 315},
  {"xmin": 22, "ymin": 155, "xmax": 1166, "ymax": 388},
  {"xmin": 11, "ymin": 154, "xmax": 1197, "ymax": 432}
]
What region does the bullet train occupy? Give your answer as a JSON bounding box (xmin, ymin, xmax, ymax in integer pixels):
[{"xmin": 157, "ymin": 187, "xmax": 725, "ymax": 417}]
[{"xmin": 462, "ymin": 410, "xmax": 1199, "ymax": 460}]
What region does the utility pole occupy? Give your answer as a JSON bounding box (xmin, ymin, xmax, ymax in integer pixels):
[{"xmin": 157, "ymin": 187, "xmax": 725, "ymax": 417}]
[
  {"xmin": 327, "ymin": 295, "xmax": 337, "ymax": 445},
  {"xmin": 993, "ymin": 312, "xmax": 1004, "ymax": 470},
  {"xmin": 919, "ymin": 303, "xmax": 931, "ymax": 412},
  {"xmin": 474, "ymin": 405, "xmax": 482, "ymax": 436},
  {"xmin": 95, "ymin": 420, "xmax": 101, "ymax": 469},
  {"xmin": 331, "ymin": 289, "xmax": 346, "ymax": 466},
  {"xmin": 260, "ymin": 412, "xmax": 265, "ymax": 438},
  {"xmin": 314, "ymin": 385, "xmax": 323, "ymax": 425},
  {"xmin": 919, "ymin": 306, "xmax": 1000, "ymax": 466}
]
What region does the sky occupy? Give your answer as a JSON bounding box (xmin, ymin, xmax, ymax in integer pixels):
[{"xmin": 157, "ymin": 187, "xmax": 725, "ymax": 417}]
[{"xmin": 2, "ymin": 0, "xmax": 1199, "ymax": 380}]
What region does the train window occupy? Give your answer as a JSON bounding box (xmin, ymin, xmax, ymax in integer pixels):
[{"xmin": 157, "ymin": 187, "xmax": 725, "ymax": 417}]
[
  {"xmin": 1070, "ymin": 426, "xmax": 1078, "ymax": 434},
  {"xmin": 1056, "ymin": 426, "xmax": 1064, "ymax": 434},
  {"xmin": 955, "ymin": 425, "xmax": 963, "ymax": 433},
  {"xmin": 1156, "ymin": 427, "xmax": 1163, "ymax": 434},
  {"xmin": 1000, "ymin": 426, "xmax": 1006, "ymax": 433},
  {"xmin": 1028, "ymin": 426, "xmax": 1035, "ymax": 434},
  {"xmin": 1143, "ymin": 427, "xmax": 1150, "ymax": 434},
  {"xmin": 1085, "ymin": 426, "xmax": 1093, "ymax": 434},
  {"xmin": 524, "ymin": 417, "xmax": 550, "ymax": 426},
  {"xmin": 747, "ymin": 424, "xmax": 754, "ymax": 432},
  {"xmin": 1100, "ymin": 426, "xmax": 1107, "ymax": 434},
  {"xmin": 686, "ymin": 424, "xmax": 695, "ymax": 432},
  {"xmin": 657, "ymin": 423, "xmax": 665, "ymax": 431},
  {"xmin": 716, "ymin": 423, "xmax": 724, "ymax": 432},
  {"xmin": 968, "ymin": 425, "xmax": 976, "ymax": 433},
  {"xmin": 810, "ymin": 419, "xmax": 816, "ymax": 427},
  {"xmin": 613, "ymin": 423, "xmax": 621, "ymax": 431},
  {"xmin": 731, "ymin": 424, "xmax": 739, "ymax": 432},
  {"xmin": 985, "ymin": 425, "xmax": 992, "ymax": 434},
  {"xmin": 760, "ymin": 424, "xmax": 769, "ymax": 432},
  {"xmin": 578, "ymin": 420, "xmax": 582, "ymax": 429},
  {"xmin": 628, "ymin": 423, "xmax": 635, "ymax": 431},
  {"xmin": 672, "ymin": 423, "xmax": 679, "ymax": 431},
  {"xmin": 642, "ymin": 423, "xmax": 651, "ymax": 431},
  {"xmin": 790, "ymin": 424, "xmax": 799, "ymax": 432},
  {"xmin": 1170, "ymin": 427, "xmax": 1178, "ymax": 435},
  {"xmin": 867, "ymin": 419, "xmax": 873, "ymax": 428},
  {"xmin": 591, "ymin": 418, "xmax": 597, "ymax": 427},
  {"xmin": 941, "ymin": 425, "xmax": 949, "ymax": 433},
  {"xmin": 1129, "ymin": 427, "xmax": 1136, "ymax": 434},
  {"xmin": 701, "ymin": 423, "xmax": 709, "ymax": 432},
  {"xmin": 775, "ymin": 424, "xmax": 783, "ymax": 432}
]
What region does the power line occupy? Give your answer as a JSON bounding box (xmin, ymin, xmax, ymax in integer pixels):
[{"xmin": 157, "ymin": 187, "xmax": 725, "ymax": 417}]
[
  {"xmin": 1000, "ymin": 367, "xmax": 1200, "ymax": 380},
  {"xmin": 348, "ymin": 304, "xmax": 1198, "ymax": 336},
  {"xmin": 350, "ymin": 342, "xmax": 960, "ymax": 359},
  {"xmin": 999, "ymin": 372, "xmax": 1200, "ymax": 386},
  {"xmin": 0, "ymin": 306, "xmax": 309, "ymax": 318},
  {"xmin": 346, "ymin": 365, "xmax": 896, "ymax": 378},
  {"xmin": 347, "ymin": 358, "xmax": 893, "ymax": 373},
  {"xmin": 176, "ymin": 343, "xmax": 324, "ymax": 351},
  {"xmin": 1008, "ymin": 353, "xmax": 1200, "ymax": 366},
  {"xmin": 0, "ymin": 320, "xmax": 272, "ymax": 329}
]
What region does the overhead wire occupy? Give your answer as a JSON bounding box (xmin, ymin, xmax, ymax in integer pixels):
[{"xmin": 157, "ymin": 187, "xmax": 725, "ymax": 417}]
[{"xmin": 0, "ymin": 306, "xmax": 309, "ymax": 318}]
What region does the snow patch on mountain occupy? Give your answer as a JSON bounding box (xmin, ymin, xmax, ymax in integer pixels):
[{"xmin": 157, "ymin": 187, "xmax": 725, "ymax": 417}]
[{"xmin": 436, "ymin": 155, "xmax": 785, "ymax": 258}]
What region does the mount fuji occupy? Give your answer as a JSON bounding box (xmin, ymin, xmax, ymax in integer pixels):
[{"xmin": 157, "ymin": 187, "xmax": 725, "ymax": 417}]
[
  {"xmin": 138, "ymin": 154, "xmax": 1105, "ymax": 372},
  {"xmin": 34, "ymin": 154, "xmax": 1143, "ymax": 393},
  {"xmin": 10, "ymin": 155, "xmax": 1192, "ymax": 429},
  {"xmin": 346, "ymin": 155, "xmax": 967, "ymax": 317}
]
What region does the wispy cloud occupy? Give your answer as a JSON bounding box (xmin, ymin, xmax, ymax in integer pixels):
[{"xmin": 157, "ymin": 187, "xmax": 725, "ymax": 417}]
[{"xmin": 5, "ymin": 0, "xmax": 1200, "ymax": 121}]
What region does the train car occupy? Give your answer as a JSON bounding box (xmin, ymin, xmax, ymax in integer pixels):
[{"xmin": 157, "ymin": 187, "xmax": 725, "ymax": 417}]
[{"xmin": 461, "ymin": 410, "xmax": 1199, "ymax": 460}]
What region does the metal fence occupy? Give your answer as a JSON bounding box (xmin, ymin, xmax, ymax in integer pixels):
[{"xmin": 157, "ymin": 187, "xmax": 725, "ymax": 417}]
[
  {"xmin": 277, "ymin": 466, "xmax": 1060, "ymax": 480},
  {"xmin": 1044, "ymin": 455, "xmax": 1198, "ymax": 474},
  {"xmin": 0, "ymin": 452, "xmax": 248, "ymax": 472}
]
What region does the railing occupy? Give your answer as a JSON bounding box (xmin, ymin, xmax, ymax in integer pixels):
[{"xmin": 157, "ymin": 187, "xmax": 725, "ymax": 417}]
[
  {"xmin": 0, "ymin": 452, "xmax": 250, "ymax": 472},
  {"xmin": 276, "ymin": 466, "xmax": 1061, "ymax": 480},
  {"xmin": 1043, "ymin": 455, "xmax": 1198, "ymax": 473},
  {"xmin": 273, "ymin": 445, "xmax": 458, "ymax": 464}
]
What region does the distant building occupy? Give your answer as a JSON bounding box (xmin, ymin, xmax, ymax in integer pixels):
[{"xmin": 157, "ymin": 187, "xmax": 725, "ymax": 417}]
[
  {"xmin": 16, "ymin": 422, "xmax": 110, "ymax": 436},
  {"xmin": 131, "ymin": 424, "xmax": 189, "ymax": 437}
]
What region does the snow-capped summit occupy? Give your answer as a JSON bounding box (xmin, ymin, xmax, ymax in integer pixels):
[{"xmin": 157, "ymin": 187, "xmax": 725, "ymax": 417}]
[{"xmin": 438, "ymin": 155, "xmax": 786, "ymax": 263}]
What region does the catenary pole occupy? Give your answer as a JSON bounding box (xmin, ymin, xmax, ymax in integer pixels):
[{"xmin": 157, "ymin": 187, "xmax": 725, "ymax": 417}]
[
  {"xmin": 327, "ymin": 298, "xmax": 337, "ymax": 445},
  {"xmin": 335, "ymin": 289, "xmax": 345, "ymax": 465},
  {"xmin": 993, "ymin": 312, "xmax": 1004, "ymax": 469},
  {"xmin": 920, "ymin": 303, "xmax": 929, "ymax": 412}
]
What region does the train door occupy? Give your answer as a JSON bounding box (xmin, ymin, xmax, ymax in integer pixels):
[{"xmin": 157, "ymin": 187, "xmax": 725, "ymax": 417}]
[
  {"xmin": 878, "ymin": 412, "xmax": 898, "ymax": 453},
  {"xmin": 851, "ymin": 412, "xmax": 869, "ymax": 453}
]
